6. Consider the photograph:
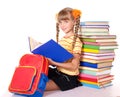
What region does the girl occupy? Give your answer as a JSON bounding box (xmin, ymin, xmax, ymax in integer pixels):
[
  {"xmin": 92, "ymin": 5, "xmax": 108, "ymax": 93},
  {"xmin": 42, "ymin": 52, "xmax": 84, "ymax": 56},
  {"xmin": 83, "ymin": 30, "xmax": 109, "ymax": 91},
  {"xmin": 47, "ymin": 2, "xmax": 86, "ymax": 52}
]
[{"xmin": 46, "ymin": 7, "xmax": 82, "ymax": 91}]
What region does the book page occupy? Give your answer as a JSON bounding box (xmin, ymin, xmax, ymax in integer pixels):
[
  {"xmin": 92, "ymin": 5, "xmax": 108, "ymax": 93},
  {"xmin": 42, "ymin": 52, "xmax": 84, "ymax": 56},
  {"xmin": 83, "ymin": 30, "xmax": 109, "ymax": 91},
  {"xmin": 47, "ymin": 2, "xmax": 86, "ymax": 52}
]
[{"xmin": 28, "ymin": 36, "xmax": 42, "ymax": 51}]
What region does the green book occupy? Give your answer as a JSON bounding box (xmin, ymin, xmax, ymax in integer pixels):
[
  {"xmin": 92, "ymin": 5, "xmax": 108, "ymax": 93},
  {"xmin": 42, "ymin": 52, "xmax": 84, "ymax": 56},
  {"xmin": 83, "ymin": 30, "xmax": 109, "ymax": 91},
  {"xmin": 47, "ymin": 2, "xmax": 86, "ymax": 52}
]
[
  {"xmin": 82, "ymin": 38, "xmax": 116, "ymax": 42},
  {"xmin": 83, "ymin": 44, "xmax": 118, "ymax": 50},
  {"xmin": 80, "ymin": 69, "xmax": 111, "ymax": 76}
]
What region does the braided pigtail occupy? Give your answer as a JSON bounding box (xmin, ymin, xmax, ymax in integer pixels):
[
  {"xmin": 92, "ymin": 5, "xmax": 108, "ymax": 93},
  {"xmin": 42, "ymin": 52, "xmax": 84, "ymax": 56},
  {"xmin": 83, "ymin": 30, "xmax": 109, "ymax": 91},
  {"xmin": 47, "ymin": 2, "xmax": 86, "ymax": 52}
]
[
  {"xmin": 72, "ymin": 16, "xmax": 80, "ymax": 50},
  {"xmin": 72, "ymin": 9, "xmax": 82, "ymax": 50},
  {"xmin": 56, "ymin": 23, "xmax": 59, "ymax": 43}
]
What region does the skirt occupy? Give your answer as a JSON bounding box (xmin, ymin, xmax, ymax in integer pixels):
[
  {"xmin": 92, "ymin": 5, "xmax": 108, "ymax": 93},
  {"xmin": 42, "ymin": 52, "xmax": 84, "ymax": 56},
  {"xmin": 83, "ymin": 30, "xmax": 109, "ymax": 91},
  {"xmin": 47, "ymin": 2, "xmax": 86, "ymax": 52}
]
[{"xmin": 48, "ymin": 67, "xmax": 82, "ymax": 91}]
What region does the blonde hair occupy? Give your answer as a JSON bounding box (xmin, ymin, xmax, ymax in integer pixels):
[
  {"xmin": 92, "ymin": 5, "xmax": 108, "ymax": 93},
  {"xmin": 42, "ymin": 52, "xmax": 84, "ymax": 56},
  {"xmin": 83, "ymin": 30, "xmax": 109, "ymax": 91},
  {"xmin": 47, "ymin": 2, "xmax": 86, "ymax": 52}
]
[{"xmin": 56, "ymin": 7, "xmax": 82, "ymax": 49}]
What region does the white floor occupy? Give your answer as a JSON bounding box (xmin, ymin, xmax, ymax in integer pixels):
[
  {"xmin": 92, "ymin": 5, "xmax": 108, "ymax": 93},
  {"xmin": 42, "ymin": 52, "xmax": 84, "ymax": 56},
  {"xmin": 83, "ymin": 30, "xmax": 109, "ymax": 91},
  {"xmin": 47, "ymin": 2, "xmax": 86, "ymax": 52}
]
[{"xmin": 1, "ymin": 80, "xmax": 120, "ymax": 97}]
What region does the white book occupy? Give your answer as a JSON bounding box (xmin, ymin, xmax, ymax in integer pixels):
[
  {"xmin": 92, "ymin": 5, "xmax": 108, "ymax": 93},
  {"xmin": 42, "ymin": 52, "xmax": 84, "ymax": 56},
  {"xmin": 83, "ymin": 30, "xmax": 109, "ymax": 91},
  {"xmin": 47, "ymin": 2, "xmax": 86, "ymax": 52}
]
[
  {"xmin": 80, "ymin": 28, "xmax": 109, "ymax": 32},
  {"xmin": 96, "ymin": 70, "xmax": 111, "ymax": 76},
  {"xmin": 80, "ymin": 21, "xmax": 109, "ymax": 26},
  {"xmin": 82, "ymin": 52, "xmax": 115, "ymax": 56},
  {"xmin": 80, "ymin": 35, "xmax": 116, "ymax": 39},
  {"xmin": 79, "ymin": 32, "xmax": 109, "ymax": 35},
  {"xmin": 81, "ymin": 55, "xmax": 115, "ymax": 60}
]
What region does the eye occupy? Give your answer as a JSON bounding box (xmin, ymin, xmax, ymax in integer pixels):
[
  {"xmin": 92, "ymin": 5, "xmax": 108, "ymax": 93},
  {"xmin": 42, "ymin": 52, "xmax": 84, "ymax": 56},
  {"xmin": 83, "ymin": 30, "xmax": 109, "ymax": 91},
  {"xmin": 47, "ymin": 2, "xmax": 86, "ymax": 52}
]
[
  {"xmin": 64, "ymin": 20, "xmax": 69, "ymax": 23},
  {"xmin": 58, "ymin": 21, "xmax": 62, "ymax": 24}
]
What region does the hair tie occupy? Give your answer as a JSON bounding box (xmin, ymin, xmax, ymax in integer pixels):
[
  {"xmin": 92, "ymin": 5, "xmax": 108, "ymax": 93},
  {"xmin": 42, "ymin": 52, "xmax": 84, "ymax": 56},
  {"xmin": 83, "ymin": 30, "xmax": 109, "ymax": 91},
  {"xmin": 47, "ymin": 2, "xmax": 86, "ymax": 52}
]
[{"xmin": 72, "ymin": 9, "xmax": 82, "ymax": 19}]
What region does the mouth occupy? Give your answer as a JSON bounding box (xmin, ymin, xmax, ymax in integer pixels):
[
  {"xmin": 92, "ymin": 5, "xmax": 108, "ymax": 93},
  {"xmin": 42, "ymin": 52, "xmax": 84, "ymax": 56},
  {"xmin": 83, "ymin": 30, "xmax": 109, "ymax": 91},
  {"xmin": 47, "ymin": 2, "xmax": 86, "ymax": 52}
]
[{"xmin": 62, "ymin": 28, "xmax": 67, "ymax": 31}]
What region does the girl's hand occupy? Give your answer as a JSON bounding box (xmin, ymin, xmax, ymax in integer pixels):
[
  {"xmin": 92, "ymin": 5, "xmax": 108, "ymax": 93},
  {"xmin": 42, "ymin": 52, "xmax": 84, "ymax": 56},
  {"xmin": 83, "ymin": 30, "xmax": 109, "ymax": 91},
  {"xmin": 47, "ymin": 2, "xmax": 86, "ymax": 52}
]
[{"xmin": 47, "ymin": 58, "xmax": 55, "ymax": 65}]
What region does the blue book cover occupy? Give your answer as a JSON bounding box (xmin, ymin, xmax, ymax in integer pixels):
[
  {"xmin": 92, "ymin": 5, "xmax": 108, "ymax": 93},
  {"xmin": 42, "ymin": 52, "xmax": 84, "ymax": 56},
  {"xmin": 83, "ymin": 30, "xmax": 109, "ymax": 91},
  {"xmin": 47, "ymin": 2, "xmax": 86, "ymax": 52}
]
[
  {"xmin": 80, "ymin": 61, "xmax": 98, "ymax": 68},
  {"xmin": 80, "ymin": 21, "xmax": 109, "ymax": 26},
  {"xmin": 80, "ymin": 61, "xmax": 113, "ymax": 69},
  {"xmin": 81, "ymin": 82, "xmax": 112, "ymax": 89},
  {"xmin": 29, "ymin": 38, "xmax": 73, "ymax": 62}
]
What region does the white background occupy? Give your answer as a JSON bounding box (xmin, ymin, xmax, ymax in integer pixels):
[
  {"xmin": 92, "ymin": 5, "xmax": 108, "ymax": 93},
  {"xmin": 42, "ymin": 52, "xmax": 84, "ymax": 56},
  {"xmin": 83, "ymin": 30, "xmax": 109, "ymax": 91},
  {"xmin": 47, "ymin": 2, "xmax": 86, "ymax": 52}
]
[{"xmin": 0, "ymin": 0, "xmax": 120, "ymax": 96}]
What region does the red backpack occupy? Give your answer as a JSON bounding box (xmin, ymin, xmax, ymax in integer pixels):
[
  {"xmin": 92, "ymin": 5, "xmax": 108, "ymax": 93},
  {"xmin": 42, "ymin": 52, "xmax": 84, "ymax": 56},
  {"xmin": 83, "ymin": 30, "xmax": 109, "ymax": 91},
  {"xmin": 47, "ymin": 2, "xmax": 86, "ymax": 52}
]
[{"xmin": 8, "ymin": 54, "xmax": 49, "ymax": 97}]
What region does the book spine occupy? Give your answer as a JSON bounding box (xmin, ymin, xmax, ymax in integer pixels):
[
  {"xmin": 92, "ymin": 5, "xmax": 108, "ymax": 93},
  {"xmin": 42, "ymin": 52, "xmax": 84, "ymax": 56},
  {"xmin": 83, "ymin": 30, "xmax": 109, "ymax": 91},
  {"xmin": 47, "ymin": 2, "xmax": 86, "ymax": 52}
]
[
  {"xmin": 83, "ymin": 41, "xmax": 117, "ymax": 46},
  {"xmin": 79, "ymin": 77, "xmax": 97, "ymax": 82},
  {"xmin": 80, "ymin": 82, "xmax": 101, "ymax": 89},
  {"xmin": 82, "ymin": 48, "xmax": 99, "ymax": 53},
  {"xmin": 80, "ymin": 61, "xmax": 98, "ymax": 68},
  {"xmin": 79, "ymin": 32, "xmax": 109, "ymax": 35},
  {"xmin": 80, "ymin": 21, "xmax": 109, "ymax": 26},
  {"xmin": 82, "ymin": 38, "xmax": 116, "ymax": 42},
  {"xmin": 81, "ymin": 35, "xmax": 116, "ymax": 39},
  {"xmin": 83, "ymin": 44, "xmax": 99, "ymax": 49},
  {"xmin": 80, "ymin": 25, "xmax": 110, "ymax": 28}
]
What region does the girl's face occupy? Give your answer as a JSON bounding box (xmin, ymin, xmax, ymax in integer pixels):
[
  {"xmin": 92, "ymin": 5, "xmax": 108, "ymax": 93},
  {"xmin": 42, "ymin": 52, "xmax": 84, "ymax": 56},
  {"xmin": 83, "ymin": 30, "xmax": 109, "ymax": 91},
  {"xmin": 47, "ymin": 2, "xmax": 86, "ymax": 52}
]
[{"xmin": 58, "ymin": 18, "xmax": 75, "ymax": 34}]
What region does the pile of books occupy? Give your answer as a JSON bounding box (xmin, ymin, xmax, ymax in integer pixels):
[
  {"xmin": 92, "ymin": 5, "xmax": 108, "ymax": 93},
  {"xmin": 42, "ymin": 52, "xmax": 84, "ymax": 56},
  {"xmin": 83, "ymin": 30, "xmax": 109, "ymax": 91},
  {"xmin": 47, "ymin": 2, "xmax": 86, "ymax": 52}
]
[{"xmin": 78, "ymin": 21, "xmax": 118, "ymax": 89}]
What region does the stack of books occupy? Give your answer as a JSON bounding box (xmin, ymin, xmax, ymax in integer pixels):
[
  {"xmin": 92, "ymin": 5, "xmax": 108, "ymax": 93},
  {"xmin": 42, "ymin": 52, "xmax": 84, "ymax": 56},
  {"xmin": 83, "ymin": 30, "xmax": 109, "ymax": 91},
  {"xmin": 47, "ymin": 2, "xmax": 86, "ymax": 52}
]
[
  {"xmin": 79, "ymin": 21, "xmax": 110, "ymax": 35},
  {"xmin": 78, "ymin": 21, "xmax": 118, "ymax": 89}
]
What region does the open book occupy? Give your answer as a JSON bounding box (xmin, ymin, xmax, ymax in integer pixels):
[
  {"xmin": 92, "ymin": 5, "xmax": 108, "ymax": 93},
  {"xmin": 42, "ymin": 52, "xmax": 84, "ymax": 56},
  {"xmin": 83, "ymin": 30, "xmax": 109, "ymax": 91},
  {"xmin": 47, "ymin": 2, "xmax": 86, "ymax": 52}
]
[
  {"xmin": 28, "ymin": 37, "xmax": 42, "ymax": 52},
  {"xmin": 28, "ymin": 37, "xmax": 73, "ymax": 62}
]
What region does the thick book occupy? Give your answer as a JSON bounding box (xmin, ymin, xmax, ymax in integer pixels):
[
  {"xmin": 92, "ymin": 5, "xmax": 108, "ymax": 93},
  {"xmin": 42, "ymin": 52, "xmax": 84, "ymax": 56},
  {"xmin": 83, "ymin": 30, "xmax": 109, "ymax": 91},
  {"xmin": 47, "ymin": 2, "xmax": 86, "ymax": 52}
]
[
  {"xmin": 81, "ymin": 38, "xmax": 116, "ymax": 42},
  {"xmin": 79, "ymin": 73, "xmax": 110, "ymax": 79},
  {"xmin": 80, "ymin": 21, "xmax": 109, "ymax": 26},
  {"xmin": 28, "ymin": 37, "xmax": 73, "ymax": 62},
  {"xmin": 80, "ymin": 81, "xmax": 112, "ymax": 89},
  {"xmin": 82, "ymin": 52, "xmax": 115, "ymax": 57},
  {"xmin": 80, "ymin": 25, "xmax": 110, "ymax": 28},
  {"xmin": 80, "ymin": 27, "xmax": 109, "ymax": 32},
  {"xmin": 80, "ymin": 61, "xmax": 113, "ymax": 68},
  {"xmin": 83, "ymin": 41, "xmax": 118, "ymax": 46},
  {"xmin": 79, "ymin": 66, "xmax": 112, "ymax": 72},
  {"xmin": 81, "ymin": 54, "xmax": 115, "ymax": 60},
  {"xmin": 79, "ymin": 32, "xmax": 109, "ymax": 35},
  {"xmin": 81, "ymin": 58, "xmax": 114, "ymax": 64},
  {"xmin": 83, "ymin": 44, "xmax": 118, "ymax": 50},
  {"xmin": 80, "ymin": 80, "xmax": 112, "ymax": 85},
  {"xmin": 80, "ymin": 69, "xmax": 111, "ymax": 76},
  {"xmin": 79, "ymin": 74, "xmax": 114, "ymax": 83},
  {"xmin": 80, "ymin": 35, "xmax": 116, "ymax": 39},
  {"xmin": 82, "ymin": 48, "xmax": 115, "ymax": 53}
]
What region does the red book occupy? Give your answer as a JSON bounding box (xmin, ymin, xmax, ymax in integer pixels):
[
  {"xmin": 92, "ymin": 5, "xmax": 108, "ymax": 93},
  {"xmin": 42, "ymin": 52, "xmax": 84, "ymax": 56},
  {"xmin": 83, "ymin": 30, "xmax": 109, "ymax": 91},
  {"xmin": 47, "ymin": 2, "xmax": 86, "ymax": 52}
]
[{"xmin": 79, "ymin": 74, "xmax": 114, "ymax": 82}]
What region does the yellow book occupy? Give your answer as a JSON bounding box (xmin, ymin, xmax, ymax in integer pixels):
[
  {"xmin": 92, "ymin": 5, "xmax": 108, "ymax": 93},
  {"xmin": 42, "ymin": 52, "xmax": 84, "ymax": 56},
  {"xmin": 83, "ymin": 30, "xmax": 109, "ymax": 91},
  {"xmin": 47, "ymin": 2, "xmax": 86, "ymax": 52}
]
[
  {"xmin": 79, "ymin": 80, "xmax": 112, "ymax": 86},
  {"xmin": 82, "ymin": 48, "xmax": 114, "ymax": 53},
  {"xmin": 79, "ymin": 66, "xmax": 111, "ymax": 72},
  {"xmin": 80, "ymin": 80, "xmax": 98, "ymax": 85},
  {"xmin": 81, "ymin": 58, "xmax": 114, "ymax": 63}
]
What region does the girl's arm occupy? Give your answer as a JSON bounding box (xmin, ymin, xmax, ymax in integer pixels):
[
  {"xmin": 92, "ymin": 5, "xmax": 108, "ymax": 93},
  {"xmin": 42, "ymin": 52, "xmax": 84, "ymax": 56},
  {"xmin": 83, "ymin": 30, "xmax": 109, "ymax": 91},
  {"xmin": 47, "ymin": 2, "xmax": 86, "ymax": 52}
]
[{"xmin": 47, "ymin": 53, "xmax": 80, "ymax": 71}]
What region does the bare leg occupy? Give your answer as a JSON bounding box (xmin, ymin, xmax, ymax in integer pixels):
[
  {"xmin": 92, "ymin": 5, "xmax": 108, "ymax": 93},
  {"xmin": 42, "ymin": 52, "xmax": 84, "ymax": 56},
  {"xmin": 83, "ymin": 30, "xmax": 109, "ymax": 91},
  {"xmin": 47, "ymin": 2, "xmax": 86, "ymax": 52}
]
[{"xmin": 45, "ymin": 80, "xmax": 60, "ymax": 91}]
